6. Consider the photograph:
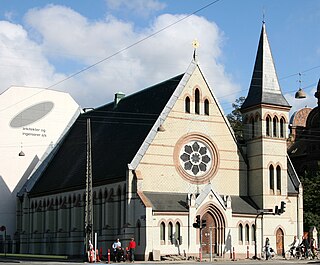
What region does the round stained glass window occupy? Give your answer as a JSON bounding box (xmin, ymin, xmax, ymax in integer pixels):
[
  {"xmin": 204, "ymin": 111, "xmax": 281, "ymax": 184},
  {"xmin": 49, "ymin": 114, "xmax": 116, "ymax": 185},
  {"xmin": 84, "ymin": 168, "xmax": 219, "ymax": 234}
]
[
  {"xmin": 179, "ymin": 141, "xmax": 212, "ymax": 176},
  {"xmin": 174, "ymin": 134, "xmax": 219, "ymax": 184}
]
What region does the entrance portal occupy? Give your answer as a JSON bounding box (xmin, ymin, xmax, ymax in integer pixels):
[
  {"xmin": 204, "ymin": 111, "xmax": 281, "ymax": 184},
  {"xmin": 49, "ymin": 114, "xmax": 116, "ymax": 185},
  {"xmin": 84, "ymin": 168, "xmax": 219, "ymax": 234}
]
[{"xmin": 200, "ymin": 206, "xmax": 225, "ymax": 257}]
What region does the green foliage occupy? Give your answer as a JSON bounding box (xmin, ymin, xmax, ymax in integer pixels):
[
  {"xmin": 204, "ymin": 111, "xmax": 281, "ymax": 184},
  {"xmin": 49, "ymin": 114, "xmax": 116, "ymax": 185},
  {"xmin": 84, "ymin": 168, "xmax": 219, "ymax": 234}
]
[
  {"xmin": 300, "ymin": 171, "xmax": 320, "ymax": 231},
  {"xmin": 226, "ymin": 96, "xmax": 245, "ymax": 141}
]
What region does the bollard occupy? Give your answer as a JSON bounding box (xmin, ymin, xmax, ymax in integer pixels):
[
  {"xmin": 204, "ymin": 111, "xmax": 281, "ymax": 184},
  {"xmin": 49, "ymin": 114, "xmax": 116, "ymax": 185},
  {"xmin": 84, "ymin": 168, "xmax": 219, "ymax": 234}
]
[
  {"xmin": 246, "ymin": 245, "xmax": 249, "ymax": 259},
  {"xmin": 232, "ymin": 247, "xmax": 235, "ymax": 261},
  {"xmin": 108, "ymin": 248, "xmax": 111, "ymax": 263},
  {"xmin": 199, "ymin": 247, "xmax": 202, "ymax": 262}
]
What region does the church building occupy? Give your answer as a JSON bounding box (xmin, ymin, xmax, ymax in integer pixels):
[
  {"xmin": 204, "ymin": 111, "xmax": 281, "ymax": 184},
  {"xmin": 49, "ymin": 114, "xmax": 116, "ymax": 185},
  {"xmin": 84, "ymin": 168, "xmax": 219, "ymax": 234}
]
[{"xmin": 16, "ymin": 23, "xmax": 303, "ymax": 260}]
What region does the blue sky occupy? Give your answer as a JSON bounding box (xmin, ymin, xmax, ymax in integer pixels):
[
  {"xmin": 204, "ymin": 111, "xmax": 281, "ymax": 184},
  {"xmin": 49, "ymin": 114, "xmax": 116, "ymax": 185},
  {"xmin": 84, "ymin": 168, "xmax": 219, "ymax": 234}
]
[{"xmin": 0, "ymin": 0, "xmax": 319, "ymax": 114}]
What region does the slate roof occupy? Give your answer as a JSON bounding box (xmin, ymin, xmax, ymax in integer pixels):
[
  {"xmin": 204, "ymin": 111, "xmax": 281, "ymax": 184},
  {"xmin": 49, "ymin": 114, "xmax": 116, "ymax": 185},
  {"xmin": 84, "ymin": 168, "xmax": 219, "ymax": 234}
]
[
  {"xmin": 28, "ymin": 74, "xmax": 184, "ymax": 197},
  {"xmin": 287, "ymin": 156, "xmax": 300, "ymax": 195},
  {"xmin": 242, "ymin": 23, "xmax": 290, "ymax": 110},
  {"xmin": 143, "ymin": 192, "xmax": 189, "ymax": 212},
  {"xmin": 230, "ymin": 196, "xmax": 259, "ymax": 215},
  {"xmin": 142, "ymin": 191, "xmax": 260, "ymax": 215}
]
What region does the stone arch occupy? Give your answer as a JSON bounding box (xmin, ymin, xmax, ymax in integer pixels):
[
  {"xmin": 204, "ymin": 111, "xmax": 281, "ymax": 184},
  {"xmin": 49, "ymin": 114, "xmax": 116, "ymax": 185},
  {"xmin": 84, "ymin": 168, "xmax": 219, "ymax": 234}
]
[{"xmin": 198, "ymin": 203, "xmax": 226, "ymax": 257}]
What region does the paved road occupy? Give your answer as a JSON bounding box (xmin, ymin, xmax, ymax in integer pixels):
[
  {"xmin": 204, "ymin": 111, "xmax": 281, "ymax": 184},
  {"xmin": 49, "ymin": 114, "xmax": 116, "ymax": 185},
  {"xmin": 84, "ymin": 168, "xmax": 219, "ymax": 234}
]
[{"xmin": 1, "ymin": 259, "xmax": 320, "ymax": 265}]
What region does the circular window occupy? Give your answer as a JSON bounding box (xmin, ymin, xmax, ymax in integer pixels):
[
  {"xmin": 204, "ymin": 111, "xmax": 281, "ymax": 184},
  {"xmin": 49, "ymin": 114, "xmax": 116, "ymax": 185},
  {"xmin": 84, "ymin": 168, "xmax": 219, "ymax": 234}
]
[{"xmin": 174, "ymin": 134, "xmax": 219, "ymax": 184}]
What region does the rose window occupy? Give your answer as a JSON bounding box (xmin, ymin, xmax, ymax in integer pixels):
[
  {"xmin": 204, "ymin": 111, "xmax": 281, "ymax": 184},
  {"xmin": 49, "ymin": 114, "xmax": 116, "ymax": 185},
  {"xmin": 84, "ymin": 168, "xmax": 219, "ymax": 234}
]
[{"xmin": 179, "ymin": 141, "xmax": 212, "ymax": 176}]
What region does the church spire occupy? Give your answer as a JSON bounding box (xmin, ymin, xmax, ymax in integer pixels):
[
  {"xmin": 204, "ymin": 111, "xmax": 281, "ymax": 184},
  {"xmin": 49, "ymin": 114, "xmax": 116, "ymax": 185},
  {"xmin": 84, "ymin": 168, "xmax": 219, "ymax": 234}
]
[{"xmin": 242, "ymin": 23, "xmax": 290, "ymax": 110}]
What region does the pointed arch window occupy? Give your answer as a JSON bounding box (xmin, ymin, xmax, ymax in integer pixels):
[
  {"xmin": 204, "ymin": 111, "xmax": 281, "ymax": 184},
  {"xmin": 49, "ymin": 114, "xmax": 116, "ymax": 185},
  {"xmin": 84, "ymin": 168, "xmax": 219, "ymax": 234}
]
[
  {"xmin": 137, "ymin": 220, "xmax": 141, "ymax": 245},
  {"xmin": 204, "ymin": 99, "xmax": 209, "ymax": 115},
  {"xmin": 195, "ymin": 89, "xmax": 200, "ymax": 114},
  {"xmin": 273, "ymin": 117, "xmax": 278, "ymax": 137},
  {"xmin": 269, "ymin": 165, "xmax": 274, "ymax": 193},
  {"xmin": 175, "ymin": 222, "xmax": 181, "ymax": 245},
  {"xmin": 280, "ymin": 117, "xmax": 285, "ymax": 138},
  {"xmin": 185, "ymin": 97, "xmax": 190, "ymax": 113},
  {"xmin": 266, "ymin": 115, "xmax": 271, "ymax": 136},
  {"xmin": 250, "ymin": 117, "xmax": 255, "ymax": 138},
  {"xmin": 245, "ymin": 224, "xmax": 250, "ymax": 243},
  {"xmin": 238, "ymin": 223, "xmax": 243, "ymax": 243},
  {"xmin": 168, "ymin": 222, "xmax": 173, "ymax": 244},
  {"xmin": 251, "ymin": 224, "xmax": 255, "ymax": 242},
  {"xmin": 276, "ymin": 165, "xmax": 281, "ymax": 194},
  {"xmin": 117, "ymin": 188, "xmax": 122, "ymax": 233},
  {"xmin": 160, "ymin": 222, "xmax": 165, "ymax": 243}
]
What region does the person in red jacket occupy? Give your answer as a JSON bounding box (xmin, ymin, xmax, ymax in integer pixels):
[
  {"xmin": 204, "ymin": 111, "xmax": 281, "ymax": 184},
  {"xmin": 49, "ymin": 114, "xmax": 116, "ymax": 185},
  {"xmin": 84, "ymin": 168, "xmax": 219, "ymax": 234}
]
[{"xmin": 128, "ymin": 238, "xmax": 136, "ymax": 262}]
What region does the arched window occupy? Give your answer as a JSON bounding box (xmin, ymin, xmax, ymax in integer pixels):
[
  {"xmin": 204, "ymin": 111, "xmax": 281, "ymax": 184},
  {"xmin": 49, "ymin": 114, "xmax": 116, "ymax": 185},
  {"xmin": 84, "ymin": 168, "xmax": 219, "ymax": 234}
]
[
  {"xmin": 251, "ymin": 117, "xmax": 255, "ymax": 138},
  {"xmin": 204, "ymin": 99, "xmax": 209, "ymax": 115},
  {"xmin": 117, "ymin": 188, "xmax": 122, "ymax": 233},
  {"xmin": 245, "ymin": 224, "xmax": 250, "ymax": 243},
  {"xmin": 276, "ymin": 165, "xmax": 281, "ymax": 194},
  {"xmin": 239, "ymin": 224, "xmax": 243, "ymax": 243},
  {"xmin": 269, "ymin": 165, "xmax": 274, "ymax": 192},
  {"xmin": 175, "ymin": 222, "xmax": 181, "ymax": 245},
  {"xmin": 160, "ymin": 222, "xmax": 165, "ymax": 242},
  {"xmin": 251, "ymin": 224, "xmax": 255, "ymax": 242},
  {"xmin": 137, "ymin": 220, "xmax": 141, "ymax": 246},
  {"xmin": 185, "ymin": 97, "xmax": 190, "ymax": 113},
  {"xmin": 280, "ymin": 117, "xmax": 285, "ymax": 138},
  {"xmin": 266, "ymin": 115, "xmax": 271, "ymax": 136},
  {"xmin": 273, "ymin": 117, "xmax": 278, "ymax": 137},
  {"xmin": 195, "ymin": 89, "xmax": 200, "ymax": 114},
  {"xmin": 168, "ymin": 222, "xmax": 173, "ymax": 244}
]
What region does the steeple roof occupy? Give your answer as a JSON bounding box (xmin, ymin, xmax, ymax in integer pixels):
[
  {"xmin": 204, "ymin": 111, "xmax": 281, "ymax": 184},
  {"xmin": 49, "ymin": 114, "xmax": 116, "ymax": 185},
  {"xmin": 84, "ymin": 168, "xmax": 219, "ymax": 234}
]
[{"xmin": 241, "ymin": 23, "xmax": 290, "ymax": 110}]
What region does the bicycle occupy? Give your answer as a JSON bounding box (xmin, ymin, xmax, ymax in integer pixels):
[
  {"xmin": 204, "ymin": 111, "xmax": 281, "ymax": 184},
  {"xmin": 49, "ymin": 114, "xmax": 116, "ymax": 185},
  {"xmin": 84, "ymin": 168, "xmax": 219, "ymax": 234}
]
[{"xmin": 284, "ymin": 247, "xmax": 301, "ymax": 260}]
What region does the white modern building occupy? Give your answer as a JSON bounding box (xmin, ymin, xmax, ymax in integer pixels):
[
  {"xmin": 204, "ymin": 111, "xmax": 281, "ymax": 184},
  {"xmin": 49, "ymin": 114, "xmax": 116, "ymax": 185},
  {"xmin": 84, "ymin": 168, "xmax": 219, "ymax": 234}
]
[{"xmin": 0, "ymin": 86, "xmax": 81, "ymax": 252}]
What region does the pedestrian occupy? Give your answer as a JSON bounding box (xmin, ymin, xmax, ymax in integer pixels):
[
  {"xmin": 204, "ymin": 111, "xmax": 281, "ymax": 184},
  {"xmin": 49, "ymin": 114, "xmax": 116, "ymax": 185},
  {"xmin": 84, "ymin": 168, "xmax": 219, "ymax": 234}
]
[
  {"xmin": 112, "ymin": 238, "xmax": 121, "ymax": 261},
  {"xmin": 128, "ymin": 238, "xmax": 136, "ymax": 262},
  {"xmin": 264, "ymin": 237, "xmax": 271, "ymax": 260}
]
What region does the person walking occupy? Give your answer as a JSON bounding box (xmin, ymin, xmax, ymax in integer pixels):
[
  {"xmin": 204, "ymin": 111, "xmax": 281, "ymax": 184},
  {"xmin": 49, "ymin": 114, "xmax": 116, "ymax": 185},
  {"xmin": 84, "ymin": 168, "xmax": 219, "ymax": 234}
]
[
  {"xmin": 128, "ymin": 238, "xmax": 136, "ymax": 262},
  {"xmin": 264, "ymin": 237, "xmax": 271, "ymax": 260}
]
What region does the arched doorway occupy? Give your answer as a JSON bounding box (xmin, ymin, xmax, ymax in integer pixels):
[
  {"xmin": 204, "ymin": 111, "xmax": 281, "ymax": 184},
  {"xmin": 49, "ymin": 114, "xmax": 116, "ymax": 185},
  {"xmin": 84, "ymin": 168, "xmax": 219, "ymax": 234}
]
[
  {"xmin": 276, "ymin": 228, "xmax": 284, "ymax": 255},
  {"xmin": 200, "ymin": 205, "xmax": 226, "ymax": 257}
]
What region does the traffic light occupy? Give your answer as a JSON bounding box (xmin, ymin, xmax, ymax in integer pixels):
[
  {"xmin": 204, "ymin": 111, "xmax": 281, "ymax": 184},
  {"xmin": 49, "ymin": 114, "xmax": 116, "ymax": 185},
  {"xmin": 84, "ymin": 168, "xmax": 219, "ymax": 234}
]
[
  {"xmin": 274, "ymin": 205, "xmax": 280, "ymax": 215},
  {"xmin": 280, "ymin": 201, "xmax": 286, "ymax": 213},
  {"xmin": 201, "ymin": 219, "xmax": 207, "ymax": 228},
  {"xmin": 193, "ymin": 215, "xmax": 201, "ymax": 228}
]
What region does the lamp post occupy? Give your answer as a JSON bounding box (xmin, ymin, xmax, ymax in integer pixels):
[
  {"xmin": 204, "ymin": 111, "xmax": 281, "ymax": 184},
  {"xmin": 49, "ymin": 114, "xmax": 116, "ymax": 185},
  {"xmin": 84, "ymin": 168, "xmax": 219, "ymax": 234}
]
[{"xmin": 253, "ymin": 210, "xmax": 264, "ymax": 259}]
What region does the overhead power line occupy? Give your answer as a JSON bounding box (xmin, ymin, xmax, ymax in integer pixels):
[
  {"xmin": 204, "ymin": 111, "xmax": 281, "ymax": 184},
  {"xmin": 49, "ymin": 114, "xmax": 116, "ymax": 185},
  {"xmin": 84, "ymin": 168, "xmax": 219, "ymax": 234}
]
[{"xmin": 47, "ymin": 0, "xmax": 222, "ymax": 89}]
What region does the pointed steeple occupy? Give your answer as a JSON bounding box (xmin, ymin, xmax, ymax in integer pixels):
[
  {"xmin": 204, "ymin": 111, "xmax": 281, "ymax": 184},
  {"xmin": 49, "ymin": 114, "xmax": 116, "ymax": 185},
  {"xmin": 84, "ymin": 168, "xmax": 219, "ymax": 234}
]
[{"xmin": 242, "ymin": 22, "xmax": 290, "ymax": 110}]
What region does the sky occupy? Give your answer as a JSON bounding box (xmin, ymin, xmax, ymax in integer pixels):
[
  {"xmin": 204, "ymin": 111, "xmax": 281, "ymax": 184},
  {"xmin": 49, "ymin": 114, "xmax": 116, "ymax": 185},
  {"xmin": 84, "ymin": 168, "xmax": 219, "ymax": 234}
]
[{"xmin": 0, "ymin": 0, "xmax": 319, "ymax": 115}]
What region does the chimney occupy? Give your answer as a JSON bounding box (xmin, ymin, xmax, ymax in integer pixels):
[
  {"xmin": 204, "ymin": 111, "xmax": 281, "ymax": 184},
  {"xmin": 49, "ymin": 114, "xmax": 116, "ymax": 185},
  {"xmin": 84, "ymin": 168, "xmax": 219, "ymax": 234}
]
[{"xmin": 114, "ymin": 92, "xmax": 125, "ymax": 107}]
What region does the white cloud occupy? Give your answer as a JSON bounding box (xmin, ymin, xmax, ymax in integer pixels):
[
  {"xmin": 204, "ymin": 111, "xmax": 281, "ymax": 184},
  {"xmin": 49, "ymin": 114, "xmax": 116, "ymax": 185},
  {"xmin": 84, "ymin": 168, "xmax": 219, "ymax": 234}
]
[
  {"xmin": 0, "ymin": 20, "xmax": 64, "ymax": 91},
  {"xmin": 105, "ymin": 0, "xmax": 166, "ymax": 17},
  {"xmin": 0, "ymin": 4, "xmax": 239, "ymax": 110}
]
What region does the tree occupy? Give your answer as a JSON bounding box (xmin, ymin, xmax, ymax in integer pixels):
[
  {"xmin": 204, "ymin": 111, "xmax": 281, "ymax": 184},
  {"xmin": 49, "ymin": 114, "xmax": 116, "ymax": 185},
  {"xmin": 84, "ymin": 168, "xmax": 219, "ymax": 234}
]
[
  {"xmin": 226, "ymin": 96, "xmax": 245, "ymax": 142},
  {"xmin": 300, "ymin": 171, "xmax": 320, "ymax": 232}
]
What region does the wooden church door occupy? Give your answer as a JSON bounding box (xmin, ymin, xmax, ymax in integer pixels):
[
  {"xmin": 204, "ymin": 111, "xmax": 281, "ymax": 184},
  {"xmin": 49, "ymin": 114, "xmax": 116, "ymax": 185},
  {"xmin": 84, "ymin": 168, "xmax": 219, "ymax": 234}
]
[
  {"xmin": 201, "ymin": 212, "xmax": 216, "ymax": 256},
  {"xmin": 276, "ymin": 228, "xmax": 284, "ymax": 255}
]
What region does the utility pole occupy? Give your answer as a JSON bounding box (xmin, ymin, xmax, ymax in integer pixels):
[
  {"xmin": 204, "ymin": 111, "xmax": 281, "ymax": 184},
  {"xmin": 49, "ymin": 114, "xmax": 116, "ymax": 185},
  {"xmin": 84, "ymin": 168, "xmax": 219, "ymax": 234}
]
[{"xmin": 85, "ymin": 118, "xmax": 93, "ymax": 253}]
